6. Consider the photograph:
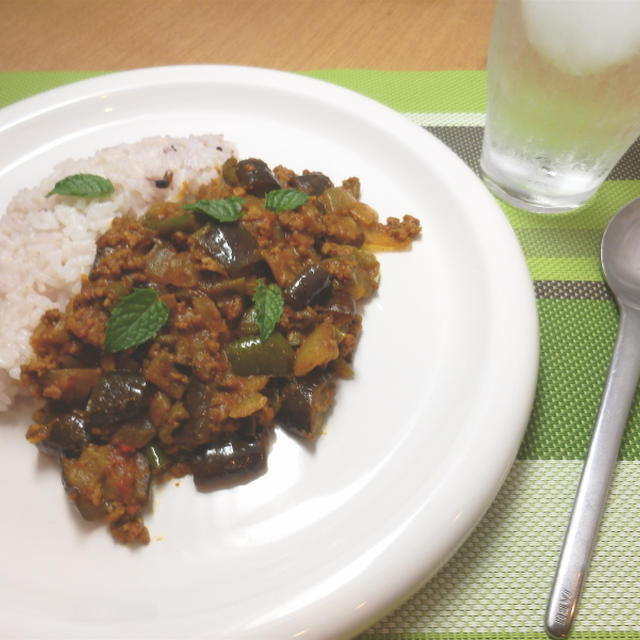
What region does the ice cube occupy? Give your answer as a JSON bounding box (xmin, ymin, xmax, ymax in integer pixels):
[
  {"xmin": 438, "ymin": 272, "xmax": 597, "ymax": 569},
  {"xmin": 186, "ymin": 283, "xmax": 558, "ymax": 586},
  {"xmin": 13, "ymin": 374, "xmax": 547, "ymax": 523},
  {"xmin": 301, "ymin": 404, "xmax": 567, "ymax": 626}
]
[{"xmin": 521, "ymin": 0, "xmax": 640, "ymax": 75}]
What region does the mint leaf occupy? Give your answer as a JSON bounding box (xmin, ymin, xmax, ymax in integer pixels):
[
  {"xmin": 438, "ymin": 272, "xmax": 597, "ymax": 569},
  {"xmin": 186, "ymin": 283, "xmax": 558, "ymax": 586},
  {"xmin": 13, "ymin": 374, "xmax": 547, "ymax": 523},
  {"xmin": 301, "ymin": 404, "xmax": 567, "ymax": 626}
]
[
  {"xmin": 46, "ymin": 173, "xmax": 114, "ymax": 198},
  {"xmin": 264, "ymin": 189, "xmax": 308, "ymax": 212},
  {"xmin": 253, "ymin": 280, "xmax": 284, "ymax": 341},
  {"xmin": 182, "ymin": 197, "xmax": 244, "ymax": 222},
  {"xmin": 105, "ymin": 288, "xmax": 169, "ymax": 352}
]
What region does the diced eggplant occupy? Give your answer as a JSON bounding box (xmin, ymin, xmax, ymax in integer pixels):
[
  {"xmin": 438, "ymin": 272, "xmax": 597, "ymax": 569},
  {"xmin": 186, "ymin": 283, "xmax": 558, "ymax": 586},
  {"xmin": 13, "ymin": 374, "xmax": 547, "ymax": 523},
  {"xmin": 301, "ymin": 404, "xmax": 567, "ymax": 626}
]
[
  {"xmin": 277, "ymin": 372, "xmax": 336, "ymax": 440},
  {"xmin": 198, "ymin": 224, "xmax": 262, "ymax": 277},
  {"xmin": 201, "ymin": 276, "xmax": 250, "ymax": 299},
  {"xmin": 182, "ymin": 378, "xmax": 216, "ymax": 446},
  {"xmin": 261, "ymin": 244, "xmax": 305, "ymax": 288},
  {"xmin": 112, "ymin": 417, "xmax": 157, "ymax": 450},
  {"xmin": 40, "ymin": 368, "xmax": 101, "ymax": 404},
  {"xmin": 292, "ymin": 172, "xmax": 333, "ymax": 196},
  {"xmin": 86, "ymin": 371, "xmax": 148, "ymax": 426},
  {"xmin": 62, "ymin": 444, "xmax": 150, "ymax": 520},
  {"xmin": 191, "ymin": 424, "xmax": 269, "ymax": 483},
  {"xmin": 323, "ymin": 290, "xmax": 361, "ymax": 336},
  {"xmin": 235, "ymin": 158, "xmax": 281, "ymax": 197},
  {"xmin": 37, "ymin": 410, "xmax": 89, "ymax": 458},
  {"xmin": 283, "ymin": 265, "xmax": 331, "ymax": 310},
  {"xmin": 324, "ymin": 289, "xmax": 357, "ymax": 315}
]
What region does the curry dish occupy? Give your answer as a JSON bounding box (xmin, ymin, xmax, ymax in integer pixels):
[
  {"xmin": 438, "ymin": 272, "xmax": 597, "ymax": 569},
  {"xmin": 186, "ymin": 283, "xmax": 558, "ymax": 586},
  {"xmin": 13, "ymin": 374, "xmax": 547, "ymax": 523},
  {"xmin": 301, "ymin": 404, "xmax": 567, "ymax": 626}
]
[{"xmin": 21, "ymin": 157, "xmax": 420, "ymax": 544}]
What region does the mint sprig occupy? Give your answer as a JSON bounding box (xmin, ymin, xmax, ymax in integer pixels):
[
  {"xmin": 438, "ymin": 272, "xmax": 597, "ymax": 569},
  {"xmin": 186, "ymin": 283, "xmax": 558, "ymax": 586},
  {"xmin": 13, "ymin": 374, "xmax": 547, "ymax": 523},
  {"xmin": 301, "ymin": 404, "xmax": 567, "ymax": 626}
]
[
  {"xmin": 46, "ymin": 173, "xmax": 114, "ymax": 198},
  {"xmin": 105, "ymin": 288, "xmax": 169, "ymax": 352},
  {"xmin": 264, "ymin": 189, "xmax": 308, "ymax": 212},
  {"xmin": 253, "ymin": 280, "xmax": 284, "ymax": 341},
  {"xmin": 182, "ymin": 197, "xmax": 244, "ymax": 222}
]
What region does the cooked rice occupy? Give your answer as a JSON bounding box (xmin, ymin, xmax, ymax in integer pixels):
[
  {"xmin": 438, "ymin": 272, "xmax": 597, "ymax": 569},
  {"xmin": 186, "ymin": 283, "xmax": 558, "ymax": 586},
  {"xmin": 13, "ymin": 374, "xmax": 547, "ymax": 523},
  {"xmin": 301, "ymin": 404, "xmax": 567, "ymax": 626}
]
[{"xmin": 0, "ymin": 134, "xmax": 235, "ymax": 410}]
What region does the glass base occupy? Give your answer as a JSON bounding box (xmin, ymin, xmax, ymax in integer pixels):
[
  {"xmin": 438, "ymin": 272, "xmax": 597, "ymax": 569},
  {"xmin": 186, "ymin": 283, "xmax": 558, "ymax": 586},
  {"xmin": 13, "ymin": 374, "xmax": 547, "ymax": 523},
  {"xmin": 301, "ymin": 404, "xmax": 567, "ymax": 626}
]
[{"xmin": 480, "ymin": 162, "xmax": 596, "ymax": 215}]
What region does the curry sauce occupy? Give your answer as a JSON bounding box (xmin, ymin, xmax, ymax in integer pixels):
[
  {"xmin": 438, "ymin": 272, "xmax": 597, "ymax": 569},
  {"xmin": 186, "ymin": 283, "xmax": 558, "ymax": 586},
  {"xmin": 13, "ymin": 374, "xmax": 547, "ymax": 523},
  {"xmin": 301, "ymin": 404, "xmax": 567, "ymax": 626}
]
[{"xmin": 21, "ymin": 157, "xmax": 420, "ymax": 544}]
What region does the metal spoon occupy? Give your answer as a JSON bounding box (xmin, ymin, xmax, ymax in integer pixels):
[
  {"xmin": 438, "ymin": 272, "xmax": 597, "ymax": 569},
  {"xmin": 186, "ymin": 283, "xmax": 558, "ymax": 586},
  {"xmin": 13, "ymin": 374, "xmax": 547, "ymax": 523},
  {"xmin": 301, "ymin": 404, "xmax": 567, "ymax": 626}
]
[{"xmin": 545, "ymin": 195, "xmax": 640, "ymax": 639}]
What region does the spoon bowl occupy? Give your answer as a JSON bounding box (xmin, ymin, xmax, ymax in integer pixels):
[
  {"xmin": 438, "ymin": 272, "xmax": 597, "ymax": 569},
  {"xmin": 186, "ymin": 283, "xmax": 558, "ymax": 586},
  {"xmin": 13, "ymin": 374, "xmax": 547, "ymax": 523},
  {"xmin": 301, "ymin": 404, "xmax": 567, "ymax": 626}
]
[{"xmin": 601, "ymin": 196, "xmax": 640, "ymax": 308}]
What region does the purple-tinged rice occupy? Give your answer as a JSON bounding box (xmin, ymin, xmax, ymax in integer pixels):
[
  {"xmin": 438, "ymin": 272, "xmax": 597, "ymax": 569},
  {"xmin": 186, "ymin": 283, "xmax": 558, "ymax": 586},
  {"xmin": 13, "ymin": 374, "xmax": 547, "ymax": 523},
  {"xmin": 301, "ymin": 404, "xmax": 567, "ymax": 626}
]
[{"xmin": 0, "ymin": 134, "xmax": 235, "ymax": 410}]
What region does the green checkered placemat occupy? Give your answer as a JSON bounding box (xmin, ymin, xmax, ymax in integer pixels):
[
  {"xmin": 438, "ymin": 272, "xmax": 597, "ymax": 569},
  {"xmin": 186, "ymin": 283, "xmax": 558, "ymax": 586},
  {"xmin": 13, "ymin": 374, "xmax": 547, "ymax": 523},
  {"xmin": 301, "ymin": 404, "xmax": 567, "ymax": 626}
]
[{"xmin": 2, "ymin": 70, "xmax": 640, "ymax": 640}]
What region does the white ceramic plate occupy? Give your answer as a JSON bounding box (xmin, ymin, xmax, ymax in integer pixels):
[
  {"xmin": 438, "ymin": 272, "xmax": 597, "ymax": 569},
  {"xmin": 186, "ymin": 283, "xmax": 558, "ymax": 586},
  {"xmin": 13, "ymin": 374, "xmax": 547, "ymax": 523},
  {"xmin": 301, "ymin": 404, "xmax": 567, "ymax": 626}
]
[{"xmin": 0, "ymin": 66, "xmax": 538, "ymax": 639}]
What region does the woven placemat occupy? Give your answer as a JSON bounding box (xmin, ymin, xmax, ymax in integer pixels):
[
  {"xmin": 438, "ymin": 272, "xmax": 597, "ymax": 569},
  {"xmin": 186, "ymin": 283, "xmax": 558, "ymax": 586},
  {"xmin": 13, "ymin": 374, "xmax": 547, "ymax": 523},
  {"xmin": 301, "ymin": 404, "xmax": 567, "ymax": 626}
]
[{"xmin": 2, "ymin": 70, "xmax": 639, "ymax": 640}]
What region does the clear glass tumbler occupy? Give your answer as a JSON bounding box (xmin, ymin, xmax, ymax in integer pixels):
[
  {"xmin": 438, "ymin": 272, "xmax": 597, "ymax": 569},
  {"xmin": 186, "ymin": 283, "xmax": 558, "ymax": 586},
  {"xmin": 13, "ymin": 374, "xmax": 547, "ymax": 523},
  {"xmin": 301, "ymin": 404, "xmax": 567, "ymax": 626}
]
[{"xmin": 480, "ymin": 0, "xmax": 640, "ymax": 214}]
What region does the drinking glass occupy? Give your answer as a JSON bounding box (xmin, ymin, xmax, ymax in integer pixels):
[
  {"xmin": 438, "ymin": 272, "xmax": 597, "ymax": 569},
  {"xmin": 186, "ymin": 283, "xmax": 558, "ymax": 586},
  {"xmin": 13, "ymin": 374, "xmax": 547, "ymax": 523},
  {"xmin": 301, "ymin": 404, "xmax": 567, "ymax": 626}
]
[{"xmin": 480, "ymin": 0, "xmax": 640, "ymax": 214}]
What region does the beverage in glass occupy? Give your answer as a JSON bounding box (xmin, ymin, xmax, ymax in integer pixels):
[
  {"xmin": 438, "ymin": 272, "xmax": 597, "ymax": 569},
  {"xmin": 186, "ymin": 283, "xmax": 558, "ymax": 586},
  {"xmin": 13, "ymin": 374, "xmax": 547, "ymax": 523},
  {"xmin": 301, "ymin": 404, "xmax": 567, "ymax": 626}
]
[{"xmin": 480, "ymin": 0, "xmax": 640, "ymax": 213}]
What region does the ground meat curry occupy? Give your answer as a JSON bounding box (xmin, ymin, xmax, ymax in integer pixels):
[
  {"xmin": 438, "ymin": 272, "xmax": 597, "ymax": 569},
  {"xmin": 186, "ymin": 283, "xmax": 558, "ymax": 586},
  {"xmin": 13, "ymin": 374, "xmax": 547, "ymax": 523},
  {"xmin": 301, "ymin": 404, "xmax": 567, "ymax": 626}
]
[{"xmin": 20, "ymin": 157, "xmax": 420, "ymax": 545}]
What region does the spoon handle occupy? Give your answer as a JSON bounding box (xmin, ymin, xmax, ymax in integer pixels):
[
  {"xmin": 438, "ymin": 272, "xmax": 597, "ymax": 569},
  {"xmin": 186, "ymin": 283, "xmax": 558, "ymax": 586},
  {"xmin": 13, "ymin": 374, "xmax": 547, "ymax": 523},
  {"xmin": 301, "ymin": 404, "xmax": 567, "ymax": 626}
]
[{"xmin": 545, "ymin": 306, "xmax": 640, "ymax": 639}]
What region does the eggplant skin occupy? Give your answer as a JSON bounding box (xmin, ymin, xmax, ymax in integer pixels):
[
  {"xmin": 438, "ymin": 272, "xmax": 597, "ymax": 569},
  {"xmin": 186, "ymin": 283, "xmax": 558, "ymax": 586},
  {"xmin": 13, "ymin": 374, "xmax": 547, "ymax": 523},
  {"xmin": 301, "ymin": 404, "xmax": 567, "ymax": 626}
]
[
  {"xmin": 283, "ymin": 265, "xmax": 331, "ymax": 310},
  {"xmin": 197, "ymin": 224, "xmax": 262, "ymax": 278},
  {"xmin": 37, "ymin": 410, "xmax": 89, "ymax": 459},
  {"xmin": 292, "ymin": 172, "xmax": 333, "ymax": 196},
  {"xmin": 235, "ymin": 158, "xmax": 281, "ymax": 197},
  {"xmin": 277, "ymin": 373, "xmax": 336, "ymax": 440},
  {"xmin": 191, "ymin": 427, "xmax": 269, "ymax": 484},
  {"xmin": 86, "ymin": 371, "xmax": 149, "ymax": 426}
]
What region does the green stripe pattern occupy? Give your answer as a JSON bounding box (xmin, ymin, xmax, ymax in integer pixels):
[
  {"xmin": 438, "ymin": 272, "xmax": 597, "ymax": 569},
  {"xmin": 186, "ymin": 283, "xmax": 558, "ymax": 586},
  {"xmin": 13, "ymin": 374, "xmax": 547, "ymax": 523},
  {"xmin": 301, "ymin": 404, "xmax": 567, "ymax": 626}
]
[
  {"xmin": 362, "ymin": 460, "xmax": 640, "ymax": 638},
  {"xmin": 358, "ymin": 636, "xmax": 640, "ymax": 640},
  {"xmin": 2, "ymin": 70, "xmax": 640, "ymax": 639}
]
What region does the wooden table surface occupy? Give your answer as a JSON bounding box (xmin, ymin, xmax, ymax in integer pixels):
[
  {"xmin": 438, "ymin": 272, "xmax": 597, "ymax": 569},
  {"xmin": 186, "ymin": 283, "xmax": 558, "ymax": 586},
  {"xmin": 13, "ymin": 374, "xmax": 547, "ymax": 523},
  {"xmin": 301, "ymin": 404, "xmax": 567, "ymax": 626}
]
[{"xmin": 0, "ymin": 0, "xmax": 494, "ymax": 71}]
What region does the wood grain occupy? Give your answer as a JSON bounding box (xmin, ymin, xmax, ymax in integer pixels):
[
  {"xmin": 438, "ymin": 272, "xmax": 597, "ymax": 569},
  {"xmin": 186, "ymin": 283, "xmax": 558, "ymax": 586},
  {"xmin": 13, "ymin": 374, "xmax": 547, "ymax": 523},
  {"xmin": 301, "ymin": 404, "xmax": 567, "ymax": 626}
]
[{"xmin": 0, "ymin": 0, "xmax": 494, "ymax": 71}]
